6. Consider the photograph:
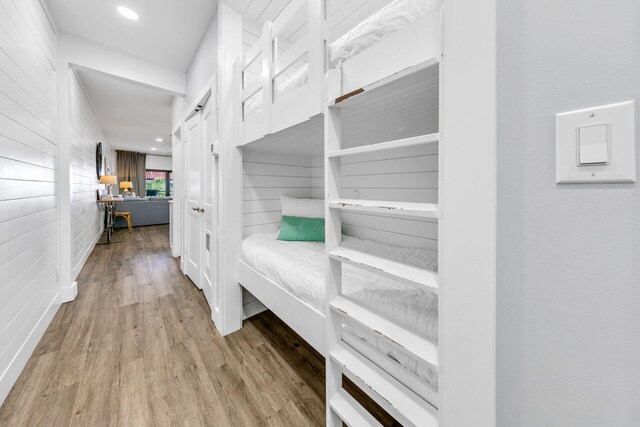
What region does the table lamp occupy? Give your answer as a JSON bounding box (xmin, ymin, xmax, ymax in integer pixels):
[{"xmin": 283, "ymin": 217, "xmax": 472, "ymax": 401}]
[
  {"xmin": 119, "ymin": 181, "xmax": 133, "ymax": 195},
  {"xmin": 100, "ymin": 175, "xmax": 117, "ymax": 197}
]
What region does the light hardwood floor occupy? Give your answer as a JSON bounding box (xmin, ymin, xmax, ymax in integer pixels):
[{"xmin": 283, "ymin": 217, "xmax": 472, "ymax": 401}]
[{"xmin": 0, "ymin": 225, "xmax": 394, "ymax": 426}]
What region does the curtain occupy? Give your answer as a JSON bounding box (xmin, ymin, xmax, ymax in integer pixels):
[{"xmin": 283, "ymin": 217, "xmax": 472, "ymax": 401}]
[{"xmin": 116, "ymin": 150, "xmax": 147, "ymax": 196}]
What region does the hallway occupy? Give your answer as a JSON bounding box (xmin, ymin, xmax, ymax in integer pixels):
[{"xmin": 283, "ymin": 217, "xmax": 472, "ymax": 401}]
[{"xmin": 0, "ymin": 226, "xmax": 326, "ymax": 426}]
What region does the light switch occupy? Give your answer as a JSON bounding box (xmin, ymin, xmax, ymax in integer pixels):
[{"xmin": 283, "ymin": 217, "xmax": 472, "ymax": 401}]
[
  {"xmin": 578, "ymin": 124, "xmax": 608, "ymax": 165},
  {"xmin": 556, "ymin": 100, "xmax": 635, "ymax": 184}
]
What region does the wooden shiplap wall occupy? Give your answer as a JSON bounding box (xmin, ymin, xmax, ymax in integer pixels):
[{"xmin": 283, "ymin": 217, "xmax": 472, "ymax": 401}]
[
  {"xmin": 0, "ymin": 0, "xmax": 59, "ymax": 405},
  {"xmin": 242, "ymin": 150, "xmax": 314, "ymax": 237},
  {"xmin": 69, "ymin": 71, "xmax": 109, "ymax": 279},
  {"xmin": 312, "ymin": 143, "xmax": 439, "ymax": 250}
]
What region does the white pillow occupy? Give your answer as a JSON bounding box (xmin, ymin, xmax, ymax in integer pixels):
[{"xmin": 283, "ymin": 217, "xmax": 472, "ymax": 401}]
[{"xmin": 280, "ymin": 195, "xmax": 324, "ymax": 219}]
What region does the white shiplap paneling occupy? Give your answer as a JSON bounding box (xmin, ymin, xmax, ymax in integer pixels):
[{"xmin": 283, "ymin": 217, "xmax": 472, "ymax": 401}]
[
  {"xmin": 313, "ymin": 67, "xmax": 440, "ymax": 249},
  {"xmin": 242, "ymin": 150, "xmax": 314, "ymax": 237},
  {"xmin": 0, "ymin": 0, "xmax": 59, "ymax": 407},
  {"xmin": 69, "ymin": 71, "xmax": 111, "ymax": 279},
  {"xmin": 313, "ymin": 143, "xmax": 439, "ymax": 250}
]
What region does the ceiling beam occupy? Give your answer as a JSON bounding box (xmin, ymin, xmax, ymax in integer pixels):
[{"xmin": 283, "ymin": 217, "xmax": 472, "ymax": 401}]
[{"xmin": 59, "ymin": 32, "xmax": 186, "ymax": 96}]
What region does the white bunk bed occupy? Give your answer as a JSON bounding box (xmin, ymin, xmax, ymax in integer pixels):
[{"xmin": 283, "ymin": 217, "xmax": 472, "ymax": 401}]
[
  {"xmin": 235, "ymin": 1, "xmax": 444, "ymax": 425},
  {"xmin": 326, "ymin": 0, "xmax": 443, "ymax": 105},
  {"xmin": 238, "ymin": 0, "xmax": 326, "ymax": 145},
  {"xmin": 322, "ymin": 2, "xmax": 444, "ymax": 426},
  {"xmin": 238, "ymin": 0, "xmax": 442, "ymax": 145}
]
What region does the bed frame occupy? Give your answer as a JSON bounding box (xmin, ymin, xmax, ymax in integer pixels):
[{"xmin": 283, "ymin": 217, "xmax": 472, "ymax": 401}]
[
  {"xmin": 326, "ymin": 7, "xmax": 442, "ymax": 106},
  {"xmin": 238, "ymin": 259, "xmax": 326, "ymax": 354},
  {"xmin": 237, "ymin": 0, "xmax": 326, "ymax": 146}
]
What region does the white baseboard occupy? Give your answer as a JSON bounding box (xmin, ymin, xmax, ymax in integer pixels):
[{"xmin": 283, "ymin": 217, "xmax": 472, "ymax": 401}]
[
  {"xmin": 72, "ymin": 228, "xmax": 103, "ymax": 280},
  {"xmin": 0, "ymin": 292, "xmax": 61, "ymax": 407},
  {"xmin": 60, "ymin": 281, "xmax": 78, "ymax": 303}
]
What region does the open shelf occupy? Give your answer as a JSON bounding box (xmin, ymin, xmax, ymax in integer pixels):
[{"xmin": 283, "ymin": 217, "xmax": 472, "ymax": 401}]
[
  {"xmin": 329, "ymin": 57, "xmax": 440, "ymax": 109},
  {"xmin": 330, "ymin": 295, "xmax": 439, "ymax": 370},
  {"xmin": 328, "ymin": 247, "xmax": 439, "ymax": 294},
  {"xmin": 236, "ymin": 113, "xmax": 323, "ymax": 155},
  {"xmin": 329, "ymin": 199, "xmax": 439, "ymax": 219},
  {"xmin": 327, "ymin": 133, "xmax": 438, "ymax": 158},
  {"xmin": 330, "ymin": 343, "xmax": 439, "ymax": 427},
  {"xmin": 329, "ymin": 389, "xmax": 382, "ymax": 427}
]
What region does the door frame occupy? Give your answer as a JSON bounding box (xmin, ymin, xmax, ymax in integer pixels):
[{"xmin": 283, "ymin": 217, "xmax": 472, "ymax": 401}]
[
  {"xmin": 201, "ymin": 87, "xmax": 220, "ymax": 312},
  {"xmin": 176, "ymin": 76, "xmax": 215, "ymax": 273},
  {"xmin": 183, "ymin": 110, "xmax": 205, "ymax": 289}
]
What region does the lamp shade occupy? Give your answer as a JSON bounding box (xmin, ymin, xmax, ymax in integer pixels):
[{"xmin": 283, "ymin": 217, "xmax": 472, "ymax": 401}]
[
  {"xmin": 100, "ymin": 175, "xmax": 117, "ymax": 185},
  {"xmin": 119, "ymin": 181, "xmax": 133, "ymax": 189}
]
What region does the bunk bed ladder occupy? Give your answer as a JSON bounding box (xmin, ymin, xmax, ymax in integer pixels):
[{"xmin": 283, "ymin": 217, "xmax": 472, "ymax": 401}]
[{"xmin": 324, "ymin": 99, "xmax": 440, "ymax": 427}]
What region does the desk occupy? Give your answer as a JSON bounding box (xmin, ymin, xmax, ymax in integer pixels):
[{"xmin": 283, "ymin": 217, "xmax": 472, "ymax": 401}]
[{"xmin": 97, "ymin": 198, "xmax": 123, "ymax": 244}]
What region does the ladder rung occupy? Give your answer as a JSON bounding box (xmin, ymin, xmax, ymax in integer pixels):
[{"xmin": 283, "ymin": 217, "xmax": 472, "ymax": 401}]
[
  {"xmin": 330, "ymin": 199, "xmax": 439, "ymax": 219},
  {"xmin": 327, "ymin": 133, "xmax": 438, "ymax": 158},
  {"xmin": 328, "ymin": 247, "xmax": 438, "ymax": 294},
  {"xmin": 330, "ymin": 295, "xmax": 439, "ymax": 370},
  {"xmin": 330, "ymin": 343, "xmax": 439, "ymax": 427},
  {"xmin": 329, "ymin": 389, "xmax": 383, "ymax": 427}
]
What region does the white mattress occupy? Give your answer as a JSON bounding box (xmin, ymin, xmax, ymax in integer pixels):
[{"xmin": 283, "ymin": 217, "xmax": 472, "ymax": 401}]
[
  {"xmin": 241, "ymin": 232, "xmax": 439, "ymax": 389},
  {"xmin": 244, "ymin": 0, "xmax": 443, "ymax": 120}
]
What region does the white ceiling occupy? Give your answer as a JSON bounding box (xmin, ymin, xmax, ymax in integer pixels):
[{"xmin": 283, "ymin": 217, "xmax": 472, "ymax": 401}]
[
  {"xmin": 48, "ymin": 0, "xmax": 219, "ymax": 71},
  {"xmin": 77, "ymin": 69, "xmax": 173, "ymax": 156}
]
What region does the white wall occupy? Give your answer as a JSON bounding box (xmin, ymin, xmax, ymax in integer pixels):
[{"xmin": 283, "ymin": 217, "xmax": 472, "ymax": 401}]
[
  {"xmin": 185, "ymin": 9, "xmax": 218, "ymax": 107},
  {"xmin": 171, "ymin": 96, "xmax": 188, "ymax": 130},
  {"xmin": 497, "ymin": 1, "xmax": 640, "ymax": 426},
  {"xmin": 146, "ymin": 154, "xmax": 172, "ymax": 171},
  {"xmin": 69, "ymin": 71, "xmax": 111, "ymax": 279},
  {"xmin": 0, "ymin": 0, "xmax": 60, "ymax": 405},
  {"xmin": 217, "ymin": 1, "xmax": 244, "ymax": 334},
  {"xmin": 59, "ymin": 33, "xmax": 185, "ymax": 96}
]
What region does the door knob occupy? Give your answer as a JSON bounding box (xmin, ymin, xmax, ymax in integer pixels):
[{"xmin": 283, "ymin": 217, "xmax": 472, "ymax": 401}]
[{"xmin": 192, "ymin": 207, "xmax": 199, "ymax": 211}]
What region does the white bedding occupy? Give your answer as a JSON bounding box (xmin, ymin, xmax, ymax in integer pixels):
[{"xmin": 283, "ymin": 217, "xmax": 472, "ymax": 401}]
[
  {"xmin": 243, "ymin": 0, "xmax": 443, "ymax": 120},
  {"xmin": 241, "ymin": 232, "xmax": 439, "ymax": 388}
]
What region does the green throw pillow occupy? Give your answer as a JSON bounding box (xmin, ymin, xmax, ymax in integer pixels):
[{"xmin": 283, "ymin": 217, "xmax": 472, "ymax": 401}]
[{"xmin": 277, "ymin": 215, "xmax": 325, "ymax": 242}]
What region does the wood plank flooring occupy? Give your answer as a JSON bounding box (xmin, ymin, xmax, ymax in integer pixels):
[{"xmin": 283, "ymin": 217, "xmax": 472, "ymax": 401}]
[{"xmin": 0, "ymin": 225, "xmax": 395, "ymax": 426}]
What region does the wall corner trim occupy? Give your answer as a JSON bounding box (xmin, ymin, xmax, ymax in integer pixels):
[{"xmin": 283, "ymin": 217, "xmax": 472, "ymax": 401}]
[{"xmin": 60, "ymin": 282, "xmax": 78, "ymax": 304}]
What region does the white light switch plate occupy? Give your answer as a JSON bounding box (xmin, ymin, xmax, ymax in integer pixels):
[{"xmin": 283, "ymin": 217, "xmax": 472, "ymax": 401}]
[{"xmin": 556, "ymin": 101, "xmax": 635, "ymax": 184}]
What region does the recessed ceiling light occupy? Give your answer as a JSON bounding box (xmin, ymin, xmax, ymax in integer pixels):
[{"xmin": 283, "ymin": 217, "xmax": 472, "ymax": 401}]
[
  {"xmin": 156, "ymin": 138, "xmax": 163, "ymax": 142},
  {"xmin": 151, "ymin": 147, "xmax": 157, "ymax": 151},
  {"xmin": 117, "ymin": 6, "xmax": 139, "ymax": 21}
]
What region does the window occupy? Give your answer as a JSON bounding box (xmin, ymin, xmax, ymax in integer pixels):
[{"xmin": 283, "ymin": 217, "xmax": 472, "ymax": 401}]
[{"xmin": 145, "ymin": 169, "xmax": 172, "ymax": 197}]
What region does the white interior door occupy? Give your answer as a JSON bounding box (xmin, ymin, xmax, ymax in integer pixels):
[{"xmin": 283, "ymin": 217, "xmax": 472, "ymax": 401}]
[
  {"xmin": 185, "ymin": 111, "xmax": 204, "ymax": 288},
  {"xmin": 202, "ymin": 98, "xmax": 219, "ymax": 309}
]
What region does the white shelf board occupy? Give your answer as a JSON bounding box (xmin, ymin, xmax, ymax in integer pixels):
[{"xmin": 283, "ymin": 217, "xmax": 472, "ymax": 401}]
[
  {"xmin": 329, "ymin": 389, "xmax": 382, "ymax": 427},
  {"xmin": 330, "ymin": 199, "xmax": 439, "ymax": 219},
  {"xmin": 327, "ymin": 133, "xmax": 439, "ymax": 158},
  {"xmin": 329, "ymin": 57, "xmax": 440, "ymax": 109},
  {"xmin": 330, "ymin": 295, "xmax": 439, "ymax": 370},
  {"xmin": 330, "ymin": 343, "xmax": 439, "ymax": 427},
  {"xmin": 328, "ymin": 248, "xmax": 439, "ymax": 294},
  {"xmin": 236, "ymin": 113, "xmax": 323, "ymax": 155}
]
